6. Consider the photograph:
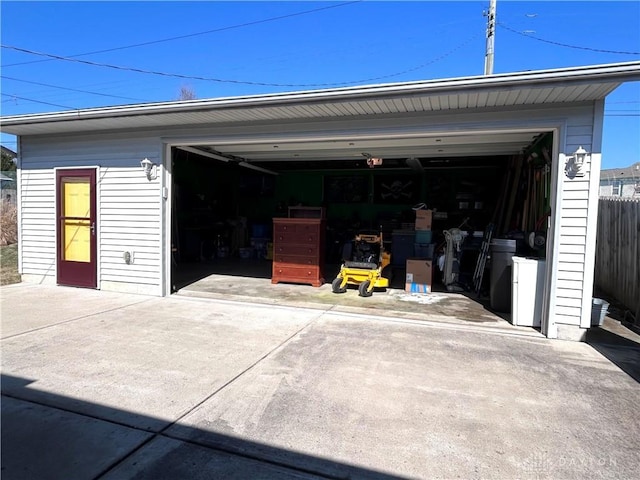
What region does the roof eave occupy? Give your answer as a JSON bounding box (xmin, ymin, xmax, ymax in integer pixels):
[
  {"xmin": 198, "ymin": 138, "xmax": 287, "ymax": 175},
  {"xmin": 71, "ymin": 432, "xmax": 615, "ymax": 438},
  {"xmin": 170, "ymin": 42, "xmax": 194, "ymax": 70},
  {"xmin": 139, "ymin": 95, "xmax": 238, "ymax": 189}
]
[{"xmin": 2, "ymin": 61, "xmax": 639, "ymax": 129}]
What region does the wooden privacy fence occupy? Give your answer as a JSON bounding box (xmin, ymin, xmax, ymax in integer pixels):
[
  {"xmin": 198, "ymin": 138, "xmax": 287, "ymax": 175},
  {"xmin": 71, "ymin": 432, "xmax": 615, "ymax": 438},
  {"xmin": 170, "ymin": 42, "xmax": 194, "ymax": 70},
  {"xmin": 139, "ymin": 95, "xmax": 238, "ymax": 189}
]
[{"xmin": 595, "ymin": 197, "xmax": 640, "ymax": 315}]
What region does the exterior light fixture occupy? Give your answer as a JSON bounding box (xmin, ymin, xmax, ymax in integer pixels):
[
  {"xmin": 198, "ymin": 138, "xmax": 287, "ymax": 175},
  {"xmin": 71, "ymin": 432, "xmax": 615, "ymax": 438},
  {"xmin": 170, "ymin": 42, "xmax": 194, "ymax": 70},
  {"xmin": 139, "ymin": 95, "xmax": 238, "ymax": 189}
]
[
  {"xmin": 565, "ymin": 146, "xmax": 587, "ymax": 178},
  {"xmin": 140, "ymin": 158, "xmax": 157, "ymax": 180}
]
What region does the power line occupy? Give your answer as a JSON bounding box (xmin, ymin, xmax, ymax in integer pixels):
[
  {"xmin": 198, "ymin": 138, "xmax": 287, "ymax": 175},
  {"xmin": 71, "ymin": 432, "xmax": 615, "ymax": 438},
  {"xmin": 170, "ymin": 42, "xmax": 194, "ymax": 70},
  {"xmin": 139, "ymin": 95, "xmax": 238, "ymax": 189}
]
[
  {"xmin": 1, "ymin": 75, "xmax": 148, "ymax": 102},
  {"xmin": 497, "ymin": 22, "xmax": 640, "ymax": 55},
  {"xmin": 0, "ymin": 44, "xmax": 325, "ymax": 87},
  {"xmin": 1, "ymin": 93, "xmax": 76, "ymax": 110},
  {"xmin": 2, "ymin": 1, "xmax": 362, "ymax": 68},
  {"xmin": 0, "ymin": 33, "xmax": 481, "ymax": 88}
]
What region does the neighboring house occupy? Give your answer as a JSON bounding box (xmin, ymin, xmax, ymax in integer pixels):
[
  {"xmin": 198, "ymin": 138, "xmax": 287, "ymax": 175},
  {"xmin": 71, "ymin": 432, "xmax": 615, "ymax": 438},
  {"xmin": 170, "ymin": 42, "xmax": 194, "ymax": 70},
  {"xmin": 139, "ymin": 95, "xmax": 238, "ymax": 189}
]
[
  {"xmin": 1, "ymin": 146, "xmax": 17, "ymax": 204},
  {"xmin": 1, "ymin": 145, "xmax": 17, "ymax": 159},
  {"xmin": 0, "ymin": 172, "xmax": 17, "ymax": 204},
  {"xmin": 599, "ymin": 162, "xmax": 640, "ymax": 197},
  {"xmin": 1, "ymin": 61, "xmax": 640, "ymax": 342}
]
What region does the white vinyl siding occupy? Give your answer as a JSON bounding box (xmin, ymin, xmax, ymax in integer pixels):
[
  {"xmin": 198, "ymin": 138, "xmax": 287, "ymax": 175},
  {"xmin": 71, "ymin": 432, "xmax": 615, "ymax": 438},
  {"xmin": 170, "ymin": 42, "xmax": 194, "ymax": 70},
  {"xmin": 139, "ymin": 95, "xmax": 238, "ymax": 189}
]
[
  {"xmin": 18, "ymin": 134, "xmax": 163, "ymax": 295},
  {"xmin": 19, "ymin": 169, "xmax": 56, "ymax": 281},
  {"xmin": 99, "ymin": 167, "xmax": 161, "ymax": 289},
  {"xmin": 554, "ymin": 104, "xmax": 599, "ymax": 332}
]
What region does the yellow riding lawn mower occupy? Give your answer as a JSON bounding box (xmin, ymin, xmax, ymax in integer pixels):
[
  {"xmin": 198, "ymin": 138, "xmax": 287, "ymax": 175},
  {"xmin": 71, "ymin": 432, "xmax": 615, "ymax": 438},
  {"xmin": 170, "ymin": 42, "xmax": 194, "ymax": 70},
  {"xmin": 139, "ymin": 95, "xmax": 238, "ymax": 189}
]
[{"xmin": 331, "ymin": 231, "xmax": 392, "ymax": 297}]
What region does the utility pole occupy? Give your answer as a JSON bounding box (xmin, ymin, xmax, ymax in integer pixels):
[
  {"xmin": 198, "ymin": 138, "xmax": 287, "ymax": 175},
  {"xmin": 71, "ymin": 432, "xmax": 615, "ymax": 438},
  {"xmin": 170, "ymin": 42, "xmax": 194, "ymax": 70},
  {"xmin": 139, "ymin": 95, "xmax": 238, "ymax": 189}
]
[{"xmin": 484, "ymin": 0, "xmax": 497, "ymax": 75}]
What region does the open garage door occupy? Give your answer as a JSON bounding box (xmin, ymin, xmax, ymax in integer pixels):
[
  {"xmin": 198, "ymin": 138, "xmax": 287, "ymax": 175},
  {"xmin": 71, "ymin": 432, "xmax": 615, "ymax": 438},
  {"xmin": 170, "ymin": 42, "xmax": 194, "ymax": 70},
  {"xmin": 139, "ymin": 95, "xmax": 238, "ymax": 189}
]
[{"xmin": 168, "ymin": 128, "xmax": 554, "ymax": 327}]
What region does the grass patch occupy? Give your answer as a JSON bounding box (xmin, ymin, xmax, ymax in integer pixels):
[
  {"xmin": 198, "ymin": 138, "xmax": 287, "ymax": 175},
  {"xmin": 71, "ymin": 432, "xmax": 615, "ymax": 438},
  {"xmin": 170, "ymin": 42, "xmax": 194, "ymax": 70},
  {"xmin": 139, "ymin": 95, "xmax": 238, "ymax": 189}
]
[{"xmin": 0, "ymin": 244, "xmax": 21, "ymax": 286}]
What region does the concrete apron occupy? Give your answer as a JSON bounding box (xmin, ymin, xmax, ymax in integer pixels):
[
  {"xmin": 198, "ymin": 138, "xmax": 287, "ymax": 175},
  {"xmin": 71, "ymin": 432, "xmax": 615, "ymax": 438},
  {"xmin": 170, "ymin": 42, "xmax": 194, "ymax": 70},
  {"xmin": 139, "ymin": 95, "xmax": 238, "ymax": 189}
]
[
  {"xmin": 177, "ymin": 272, "xmax": 542, "ymax": 338},
  {"xmin": 1, "ymin": 283, "xmax": 639, "ymax": 479}
]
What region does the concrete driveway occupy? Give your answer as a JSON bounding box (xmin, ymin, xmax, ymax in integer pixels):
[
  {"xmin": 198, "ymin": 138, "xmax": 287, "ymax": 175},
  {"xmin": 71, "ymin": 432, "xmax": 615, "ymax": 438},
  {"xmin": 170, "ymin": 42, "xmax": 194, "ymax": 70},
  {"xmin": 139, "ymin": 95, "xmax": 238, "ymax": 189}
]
[{"xmin": 1, "ymin": 283, "xmax": 639, "ymax": 479}]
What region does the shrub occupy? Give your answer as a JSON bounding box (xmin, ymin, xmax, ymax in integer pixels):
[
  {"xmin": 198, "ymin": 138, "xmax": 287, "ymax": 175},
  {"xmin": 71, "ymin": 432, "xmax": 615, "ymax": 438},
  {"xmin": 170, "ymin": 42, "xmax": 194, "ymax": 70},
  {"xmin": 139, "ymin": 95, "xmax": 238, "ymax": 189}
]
[{"xmin": 0, "ymin": 200, "xmax": 18, "ymax": 246}]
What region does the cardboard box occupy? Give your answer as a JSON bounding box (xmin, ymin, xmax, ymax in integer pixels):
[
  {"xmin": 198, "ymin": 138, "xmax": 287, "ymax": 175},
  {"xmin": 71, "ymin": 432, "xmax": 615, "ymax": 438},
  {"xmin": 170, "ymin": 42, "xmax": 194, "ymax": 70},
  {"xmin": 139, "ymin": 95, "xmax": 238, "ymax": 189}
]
[
  {"xmin": 415, "ymin": 209, "xmax": 432, "ymax": 231},
  {"xmin": 405, "ymin": 282, "xmax": 431, "ymax": 293},
  {"xmin": 405, "ymin": 258, "xmax": 432, "ymax": 293}
]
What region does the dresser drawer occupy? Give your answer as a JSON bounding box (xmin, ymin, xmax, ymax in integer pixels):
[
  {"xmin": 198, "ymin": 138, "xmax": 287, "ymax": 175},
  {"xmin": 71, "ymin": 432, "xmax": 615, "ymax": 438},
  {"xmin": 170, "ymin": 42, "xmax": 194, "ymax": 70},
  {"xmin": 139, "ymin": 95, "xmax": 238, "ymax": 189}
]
[
  {"xmin": 272, "ymin": 264, "xmax": 321, "ymax": 280},
  {"xmin": 273, "ymin": 244, "xmax": 318, "ymax": 257},
  {"xmin": 273, "ymin": 254, "xmax": 318, "ymax": 265},
  {"xmin": 274, "ymin": 232, "xmax": 319, "ymax": 245},
  {"xmin": 274, "ymin": 223, "xmax": 321, "ymax": 236}
]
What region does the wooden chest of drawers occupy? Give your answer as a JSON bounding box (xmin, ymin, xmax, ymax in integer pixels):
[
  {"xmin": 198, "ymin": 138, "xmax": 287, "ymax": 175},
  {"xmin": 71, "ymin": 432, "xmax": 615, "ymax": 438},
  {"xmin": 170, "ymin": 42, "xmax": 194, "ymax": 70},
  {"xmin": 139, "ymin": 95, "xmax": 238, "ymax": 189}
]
[{"xmin": 271, "ymin": 217, "xmax": 325, "ymax": 287}]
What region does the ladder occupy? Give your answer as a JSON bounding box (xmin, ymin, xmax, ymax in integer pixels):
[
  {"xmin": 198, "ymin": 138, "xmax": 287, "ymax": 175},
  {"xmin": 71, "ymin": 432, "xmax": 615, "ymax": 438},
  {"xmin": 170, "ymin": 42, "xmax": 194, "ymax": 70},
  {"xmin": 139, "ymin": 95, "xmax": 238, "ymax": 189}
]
[{"xmin": 472, "ymin": 223, "xmax": 494, "ymax": 296}]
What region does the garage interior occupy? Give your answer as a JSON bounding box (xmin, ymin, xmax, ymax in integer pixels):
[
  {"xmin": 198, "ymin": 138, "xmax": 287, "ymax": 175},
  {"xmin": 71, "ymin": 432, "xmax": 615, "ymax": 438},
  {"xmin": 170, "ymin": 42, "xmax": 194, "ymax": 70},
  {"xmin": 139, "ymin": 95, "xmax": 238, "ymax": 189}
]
[{"xmin": 170, "ymin": 129, "xmax": 553, "ymax": 321}]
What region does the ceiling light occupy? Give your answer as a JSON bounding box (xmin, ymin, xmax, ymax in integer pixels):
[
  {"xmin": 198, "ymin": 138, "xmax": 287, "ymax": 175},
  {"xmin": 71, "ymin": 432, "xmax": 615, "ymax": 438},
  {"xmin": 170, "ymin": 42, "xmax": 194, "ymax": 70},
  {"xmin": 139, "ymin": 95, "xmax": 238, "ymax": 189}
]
[{"xmin": 362, "ymin": 152, "xmax": 382, "ymax": 168}]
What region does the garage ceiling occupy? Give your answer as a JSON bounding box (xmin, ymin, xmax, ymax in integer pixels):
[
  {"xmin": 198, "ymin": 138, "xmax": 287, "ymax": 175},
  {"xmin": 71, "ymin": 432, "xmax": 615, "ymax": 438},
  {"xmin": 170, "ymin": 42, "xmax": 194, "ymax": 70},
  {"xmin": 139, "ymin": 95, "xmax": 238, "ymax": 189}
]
[{"xmin": 187, "ymin": 130, "xmax": 543, "ymax": 165}]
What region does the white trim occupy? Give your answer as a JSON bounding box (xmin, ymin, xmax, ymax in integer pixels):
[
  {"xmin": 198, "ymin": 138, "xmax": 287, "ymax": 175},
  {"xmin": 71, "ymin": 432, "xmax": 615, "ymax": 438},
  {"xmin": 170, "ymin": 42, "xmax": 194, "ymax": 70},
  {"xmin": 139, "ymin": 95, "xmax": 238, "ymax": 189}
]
[
  {"xmin": 95, "ymin": 166, "xmax": 101, "ymax": 290},
  {"xmin": 162, "ymin": 143, "xmax": 172, "ymax": 297},
  {"xmin": 161, "ymin": 121, "xmax": 572, "ymax": 148},
  {"xmin": 542, "ymin": 126, "xmax": 565, "ymax": 339},
  {"xmin": 16, "ymin": 138, "xmax": 22, "ymax": 276},
  {"xmin": 581, "ymin": 99, "xmax": 605, "ymax": 328}
]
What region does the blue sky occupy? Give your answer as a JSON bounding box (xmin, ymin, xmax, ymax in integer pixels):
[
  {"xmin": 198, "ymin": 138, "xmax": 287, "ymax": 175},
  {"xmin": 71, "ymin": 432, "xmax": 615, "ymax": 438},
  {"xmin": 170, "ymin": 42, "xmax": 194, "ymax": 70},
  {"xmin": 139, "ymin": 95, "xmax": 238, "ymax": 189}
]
[{"xmin": 1, "ymin": 1, "xmax": 638, "ymax": 169}]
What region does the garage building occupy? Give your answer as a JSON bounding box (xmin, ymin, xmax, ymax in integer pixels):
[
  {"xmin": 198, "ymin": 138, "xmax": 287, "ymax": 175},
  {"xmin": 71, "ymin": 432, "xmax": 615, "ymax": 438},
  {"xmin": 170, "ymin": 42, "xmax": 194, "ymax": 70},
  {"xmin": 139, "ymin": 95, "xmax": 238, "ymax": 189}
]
[{"xmin": 2, "ymin": 61, "xmax": 639, "ymax": 340}]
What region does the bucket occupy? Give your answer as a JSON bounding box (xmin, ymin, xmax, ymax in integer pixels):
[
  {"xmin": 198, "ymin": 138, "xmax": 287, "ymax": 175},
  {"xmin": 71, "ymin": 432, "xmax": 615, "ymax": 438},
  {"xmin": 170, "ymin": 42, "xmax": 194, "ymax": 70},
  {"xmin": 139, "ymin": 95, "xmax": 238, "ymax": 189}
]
[{"xmin": 591, "ymin": 298, "xmax": 609, "ymax": 327}]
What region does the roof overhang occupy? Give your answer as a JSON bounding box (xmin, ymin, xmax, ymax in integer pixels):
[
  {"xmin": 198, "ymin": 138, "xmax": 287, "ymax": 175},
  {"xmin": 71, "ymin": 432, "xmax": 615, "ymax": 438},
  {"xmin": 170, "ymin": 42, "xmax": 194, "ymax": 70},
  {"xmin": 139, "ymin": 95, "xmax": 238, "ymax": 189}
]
[{"xmin": 1, "ymin": 62, "xmax": 639, "ymax": 137}]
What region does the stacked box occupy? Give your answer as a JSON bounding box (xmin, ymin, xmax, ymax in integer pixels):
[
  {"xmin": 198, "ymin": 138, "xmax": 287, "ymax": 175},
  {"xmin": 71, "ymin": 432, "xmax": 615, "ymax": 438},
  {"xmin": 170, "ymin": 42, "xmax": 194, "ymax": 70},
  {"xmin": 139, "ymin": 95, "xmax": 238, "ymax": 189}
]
[
  {"xmin": 415, "ymin": 209, "xmax": 432, "ymax": 231},
  {"xmin": 405, "ymin": 258, "xmax": 432, "ymax": 293},
  {"xmin": 414, "ymin": 210, "xmax": 433, "ymax": 258}
]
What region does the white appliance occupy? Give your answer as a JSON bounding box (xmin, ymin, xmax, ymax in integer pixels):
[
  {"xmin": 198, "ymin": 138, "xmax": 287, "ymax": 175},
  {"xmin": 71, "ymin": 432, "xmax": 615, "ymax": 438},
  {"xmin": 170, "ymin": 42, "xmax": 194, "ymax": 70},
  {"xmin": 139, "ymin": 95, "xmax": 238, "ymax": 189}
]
[{"xmin": 511, "ymin": 256, "xmax": 546, "ymax": 327}]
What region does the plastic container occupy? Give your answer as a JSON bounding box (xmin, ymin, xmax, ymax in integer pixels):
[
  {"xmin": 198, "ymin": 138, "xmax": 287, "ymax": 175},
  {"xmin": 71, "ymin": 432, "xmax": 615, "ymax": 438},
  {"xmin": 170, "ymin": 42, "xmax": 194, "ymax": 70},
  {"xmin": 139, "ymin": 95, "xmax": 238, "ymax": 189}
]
[
  {"xmin": 414, "ymin": 243, "xmax": 434, "ymax": 259},
  {"xmin": 591, "ymin": 298, "xmax": 609, "ymax": 326},
  {"xmin": 489, "ymin": 239, "xmax": 517, "ymax": 313},
  {"xmin": 415, "ymin": 230, "xmax": 433, "ymax": 244},
  {"xmin": 392, "ymin": 230, "xmax": 415, "ymax": 266}
]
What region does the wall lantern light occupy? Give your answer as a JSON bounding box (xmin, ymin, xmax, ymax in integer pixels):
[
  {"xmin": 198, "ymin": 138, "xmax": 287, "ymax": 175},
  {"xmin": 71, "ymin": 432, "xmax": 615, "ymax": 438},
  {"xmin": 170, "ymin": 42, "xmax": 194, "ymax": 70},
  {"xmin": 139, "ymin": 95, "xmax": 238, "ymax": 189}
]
[
  {"xmin": 140, "ymin": 158, "xmax": 157, "ymax": 180},
  {"xmin": 565, "ymin": 146, "xmax": 587, "ymax": 179}
]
